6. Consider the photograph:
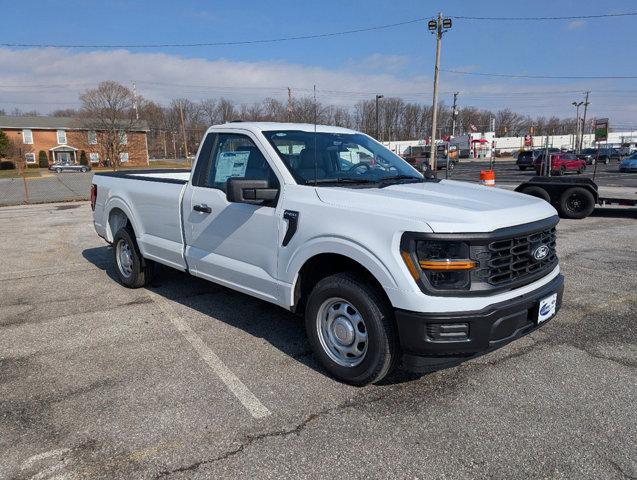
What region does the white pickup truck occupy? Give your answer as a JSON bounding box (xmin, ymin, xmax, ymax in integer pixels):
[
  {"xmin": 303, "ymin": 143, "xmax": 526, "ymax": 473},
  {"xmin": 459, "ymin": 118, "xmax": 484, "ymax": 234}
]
[{"xmin": 91, "ymin": 122, "xmax": 564, "ymax": 385}]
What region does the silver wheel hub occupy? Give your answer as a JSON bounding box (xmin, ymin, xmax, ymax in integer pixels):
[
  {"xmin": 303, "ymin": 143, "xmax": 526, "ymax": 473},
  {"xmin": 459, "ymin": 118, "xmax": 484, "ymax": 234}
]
[
  {"xmin": 316, "ymin": 298, "xmax": 368, "ymax": 367},
  {"xmin": 116, "ymin": 238, "xmax": 134, "ymax": 278}
]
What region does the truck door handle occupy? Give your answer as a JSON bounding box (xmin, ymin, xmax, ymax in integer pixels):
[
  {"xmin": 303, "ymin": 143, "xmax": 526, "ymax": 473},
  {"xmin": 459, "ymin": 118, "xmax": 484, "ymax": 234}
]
[{"xmin": 193, "ymin": 204, "xmax": 212, "ymax": 213}]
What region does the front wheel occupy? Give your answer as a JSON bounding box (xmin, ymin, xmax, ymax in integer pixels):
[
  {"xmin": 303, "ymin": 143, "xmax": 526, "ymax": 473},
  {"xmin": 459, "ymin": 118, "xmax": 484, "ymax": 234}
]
[
  {"xmin": 55, "ymin": 168, "xmax": 62, "ymax": 173},
  {"xmin": 305, "ymin": 272, "xmax": 399, "ymax": 385}
]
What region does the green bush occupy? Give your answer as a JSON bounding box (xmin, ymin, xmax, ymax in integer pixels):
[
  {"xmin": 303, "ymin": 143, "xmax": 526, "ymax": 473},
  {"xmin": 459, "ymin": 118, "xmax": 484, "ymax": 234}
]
[
  {"xmin": 79, "ymin": 150, "xmax": 88, "ymax": 166},
  {"xmin": 38, "ymin": 150, "xmax": 48, "ymax": 168},
  {"xmin": 27, "ymin": 163, "xmax": 40, "ymax": 169},
  {"xmin": 0, "ymin": 160, "xmax": 16, "ymax": 170}
]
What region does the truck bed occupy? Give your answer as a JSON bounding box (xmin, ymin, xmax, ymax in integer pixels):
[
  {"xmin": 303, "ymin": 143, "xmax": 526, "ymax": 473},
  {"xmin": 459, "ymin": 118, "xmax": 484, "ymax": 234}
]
[{"xmin": 95, "ymin": 168, "xmax": 191, "ymax": 184}]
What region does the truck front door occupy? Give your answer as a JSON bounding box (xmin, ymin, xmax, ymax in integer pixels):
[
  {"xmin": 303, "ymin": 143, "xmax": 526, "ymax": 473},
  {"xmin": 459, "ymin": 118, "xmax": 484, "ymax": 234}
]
[{"xmin": 182, "ymin": 131, "xmax": 282, "ymax": 304}]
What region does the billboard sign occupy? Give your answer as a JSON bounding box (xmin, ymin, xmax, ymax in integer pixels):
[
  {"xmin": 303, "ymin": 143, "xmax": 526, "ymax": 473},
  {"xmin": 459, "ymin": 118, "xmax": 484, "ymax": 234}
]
[{"xmin": 594, "ymin": 118, "xmax": 609, "ymax": 142}]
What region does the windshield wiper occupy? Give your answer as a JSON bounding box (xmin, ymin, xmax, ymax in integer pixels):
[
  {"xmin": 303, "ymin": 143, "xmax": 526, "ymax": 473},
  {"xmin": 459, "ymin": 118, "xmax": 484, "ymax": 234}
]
[
  {"xmin": 378, "ymin": 175, "xmax": 425, "ymax": 188},
  {"xmin": 304, "ymin": 178, "xmax": 377, "ymax": 185}
]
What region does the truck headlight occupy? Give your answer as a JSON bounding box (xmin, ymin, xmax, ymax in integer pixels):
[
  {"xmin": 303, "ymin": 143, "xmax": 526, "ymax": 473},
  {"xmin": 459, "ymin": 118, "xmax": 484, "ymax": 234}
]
[{"xmin": 401, "ymin": 240, "xmax": 476, "ymax": 291}]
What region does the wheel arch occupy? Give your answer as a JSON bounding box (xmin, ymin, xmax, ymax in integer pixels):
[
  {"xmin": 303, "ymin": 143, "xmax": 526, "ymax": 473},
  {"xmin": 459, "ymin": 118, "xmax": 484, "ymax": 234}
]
[
  {"xmin": 103, "ymin": 198, "xmax": 141, "ymax": 243},
  {"xmin": 287, "ymin": 243, "xmax": 398, "ymax": 315}
]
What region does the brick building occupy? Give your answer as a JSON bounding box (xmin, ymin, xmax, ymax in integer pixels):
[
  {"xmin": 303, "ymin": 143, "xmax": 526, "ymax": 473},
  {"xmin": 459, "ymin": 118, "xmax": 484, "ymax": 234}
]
[{"xmin": 0, "ymin": 115, "xmax": 149, "ymax": 167}]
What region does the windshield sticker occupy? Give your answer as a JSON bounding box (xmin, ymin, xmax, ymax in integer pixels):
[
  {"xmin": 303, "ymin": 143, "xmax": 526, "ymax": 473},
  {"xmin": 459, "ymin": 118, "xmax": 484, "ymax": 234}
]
[{"xmin": 214, "ymin": 151, "xmax": 249, "ymax": 183}]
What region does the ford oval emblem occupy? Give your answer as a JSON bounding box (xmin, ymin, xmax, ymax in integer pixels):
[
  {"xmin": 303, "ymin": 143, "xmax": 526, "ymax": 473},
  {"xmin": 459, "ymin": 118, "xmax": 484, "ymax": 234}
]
[{"xmin": 532, "ymin": 245, "xmax": 549, "ymax": 261}]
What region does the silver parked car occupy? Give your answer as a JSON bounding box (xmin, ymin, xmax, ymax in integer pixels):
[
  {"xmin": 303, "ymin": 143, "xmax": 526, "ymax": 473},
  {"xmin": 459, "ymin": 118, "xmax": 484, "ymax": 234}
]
[{"xmin": 49, "ymin": 163, "xmax": 91, "ymax": 173}]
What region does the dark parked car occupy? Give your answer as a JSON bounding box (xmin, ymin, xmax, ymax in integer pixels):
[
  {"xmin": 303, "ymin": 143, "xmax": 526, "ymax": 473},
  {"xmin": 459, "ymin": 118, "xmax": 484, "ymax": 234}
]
[
  {"xmin": 534, "ymin": 153, "xmax": 586, "ymax": 175},
  {"xmin": 596, "ymin": 148, "xmax": 621, "ymax": 164},
  {"xmin": 49, "ymin": 163, "xmax": 91, "ymax": 173},
  {"xmin": 516, "ymin": 149, "xmax": 559, "ymax": 171},
  {"xmin": 576, "ymin": 148, "xmax": 597, "ymax": 165}
]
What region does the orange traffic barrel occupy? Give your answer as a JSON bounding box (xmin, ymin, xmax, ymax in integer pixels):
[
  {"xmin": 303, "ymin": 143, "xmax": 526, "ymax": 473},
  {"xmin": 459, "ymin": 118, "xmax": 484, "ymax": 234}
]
[{"xmin": 480, "ymin": 170, "xmax": 496, "ymax": 186}]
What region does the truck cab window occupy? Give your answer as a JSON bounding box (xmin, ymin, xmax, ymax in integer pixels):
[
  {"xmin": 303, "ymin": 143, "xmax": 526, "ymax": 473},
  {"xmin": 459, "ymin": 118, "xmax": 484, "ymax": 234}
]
[{"xmin": 198, "ymin": 133, "xmax": 279, "ymax": 192}]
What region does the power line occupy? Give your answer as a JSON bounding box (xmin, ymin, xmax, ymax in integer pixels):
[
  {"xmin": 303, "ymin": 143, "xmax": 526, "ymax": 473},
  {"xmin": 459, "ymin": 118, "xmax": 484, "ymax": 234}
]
[
  {"xmin": 2, "ymin": 12, "xmax": 636, "ymax": 48},
  {"xmin": 452, "ymin": 12, "xmax": 637, "ymax": 21},
  {"xmin": 442, "ymin": 69, "xmax": 637, "ymax": 80},
  {"xmin": 0, "ymin": 17, "xmax": 428, "ymax": 48}
]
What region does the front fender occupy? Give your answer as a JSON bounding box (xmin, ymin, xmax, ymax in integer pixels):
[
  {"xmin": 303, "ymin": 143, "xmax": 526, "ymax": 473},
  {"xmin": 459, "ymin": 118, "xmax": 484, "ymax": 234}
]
[{"xmin": 284, "ymin": 235, "xmax": 400, "ymax": 305}]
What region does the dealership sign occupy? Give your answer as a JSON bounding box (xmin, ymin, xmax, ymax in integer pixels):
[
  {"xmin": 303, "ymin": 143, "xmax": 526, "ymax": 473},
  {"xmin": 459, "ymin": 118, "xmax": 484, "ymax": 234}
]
[{"xmin": 594, "ymin": 118, "xmax": 609, "ymax": 142}]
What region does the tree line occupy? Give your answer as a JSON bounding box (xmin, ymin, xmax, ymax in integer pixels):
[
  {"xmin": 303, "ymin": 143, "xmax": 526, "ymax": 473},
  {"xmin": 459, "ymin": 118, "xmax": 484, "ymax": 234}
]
[{"xmin": 2, "ymin": 81, "xmax": 587, "ymax": 161}]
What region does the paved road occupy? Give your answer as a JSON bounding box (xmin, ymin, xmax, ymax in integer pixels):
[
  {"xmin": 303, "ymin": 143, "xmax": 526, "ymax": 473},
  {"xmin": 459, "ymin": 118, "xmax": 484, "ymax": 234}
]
[{"xmin": 0, "ymin": 203, "xmax": 635, "ymax": 479}]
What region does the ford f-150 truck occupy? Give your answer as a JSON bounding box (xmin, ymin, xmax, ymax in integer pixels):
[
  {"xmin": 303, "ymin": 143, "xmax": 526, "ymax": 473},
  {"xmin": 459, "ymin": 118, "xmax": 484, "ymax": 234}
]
[{"xmin": 91, "ymin": 122, "xmax": 564, "ymax": 385}]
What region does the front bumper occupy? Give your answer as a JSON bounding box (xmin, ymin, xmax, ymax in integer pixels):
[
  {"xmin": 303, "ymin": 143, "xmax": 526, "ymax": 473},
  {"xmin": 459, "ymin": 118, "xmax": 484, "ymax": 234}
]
[{"xmin": 396, "ymin": 274, "xmax": 564, "ymax": 371}]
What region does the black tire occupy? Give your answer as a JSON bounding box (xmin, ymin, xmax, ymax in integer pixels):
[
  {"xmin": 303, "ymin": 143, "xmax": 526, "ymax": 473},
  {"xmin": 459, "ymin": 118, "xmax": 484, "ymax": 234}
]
[
  {"xmin": 305, "ymin": 272, "xmax": 399, "ymax": 386},
  {"xmin": 557, "ymin": 166, "xmax": 566, "ymax": 176},
  {"xmin": 558, "ymin": 187, "xmax": 595, "ymax": 219},
  {"xmin": 519, "ymin": 166, "xmax": 527, "ymax": 171},
  {"xmin": 81, "ymin": 167, "xmax": 87, "ymax": 173},
  {"xmin": 604, "ymin": 157, "xmax": 609, "ymax": 165},
  {"xmin": 577, "ymin": 165, "xmax": 586, "ymax": 174},
  {"xmin": 112, "ymin": 227, "xmax": 154, "ymax": 288},
  {"xmin": 520, "ymin": 185, "xmax": 550, "ymax": 202},
  {"xmin": 56, "ymin": 168, "xmax": 62, "ymax": 173}
]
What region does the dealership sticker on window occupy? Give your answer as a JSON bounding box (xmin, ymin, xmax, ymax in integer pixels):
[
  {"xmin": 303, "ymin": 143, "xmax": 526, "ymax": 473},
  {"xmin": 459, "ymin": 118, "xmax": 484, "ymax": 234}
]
[
  {"xmin": 538, "ymin": 293, "xmax": 557, "ymax": 324},
  {"xmin": 214, "ymin": 151, "xmax": 249, "ymax": 183}
]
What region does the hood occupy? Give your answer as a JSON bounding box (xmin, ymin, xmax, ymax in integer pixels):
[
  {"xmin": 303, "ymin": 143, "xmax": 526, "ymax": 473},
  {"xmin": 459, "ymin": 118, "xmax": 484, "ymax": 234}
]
[{"xmin": 315, "ymin": 180, "xmax": 557, "ymax": 233}]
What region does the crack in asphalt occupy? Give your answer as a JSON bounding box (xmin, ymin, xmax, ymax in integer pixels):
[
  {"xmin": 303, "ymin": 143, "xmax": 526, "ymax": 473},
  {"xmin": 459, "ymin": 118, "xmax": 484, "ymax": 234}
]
[{"xmin": 154, "ymin": 390, "xmax": 393, "ymax": 478}]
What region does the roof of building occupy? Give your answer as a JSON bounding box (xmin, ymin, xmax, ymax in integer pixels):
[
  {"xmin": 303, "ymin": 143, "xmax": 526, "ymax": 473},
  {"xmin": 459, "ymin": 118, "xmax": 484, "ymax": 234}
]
[{"xmin": 0, "ymin": 115, "xmax": 149, "ymax": 131}]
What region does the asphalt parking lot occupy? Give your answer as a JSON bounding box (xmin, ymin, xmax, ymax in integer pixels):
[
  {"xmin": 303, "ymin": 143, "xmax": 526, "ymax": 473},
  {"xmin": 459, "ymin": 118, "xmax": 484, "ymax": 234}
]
[{"xmin": 1, "ymin": 201, "xmax": 636, "ymax": 479}]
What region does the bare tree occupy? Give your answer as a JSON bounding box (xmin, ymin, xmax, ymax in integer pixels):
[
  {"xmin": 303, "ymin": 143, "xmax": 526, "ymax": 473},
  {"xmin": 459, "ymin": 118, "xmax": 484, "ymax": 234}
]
[{"xmin": 79, "ymin": 81, "xmax": 138, "ymax": 170}]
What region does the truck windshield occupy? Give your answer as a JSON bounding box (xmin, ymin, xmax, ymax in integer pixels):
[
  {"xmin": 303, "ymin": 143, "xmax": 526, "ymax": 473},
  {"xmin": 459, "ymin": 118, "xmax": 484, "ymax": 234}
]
[{"xmin": 263, "ymin": 130, "xmax": 422, "ymax": 186}]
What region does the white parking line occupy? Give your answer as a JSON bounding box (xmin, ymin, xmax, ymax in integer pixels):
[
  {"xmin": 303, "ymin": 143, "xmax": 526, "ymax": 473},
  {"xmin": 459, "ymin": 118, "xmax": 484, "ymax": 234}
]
[{"xmin": 147, "ymin": 291, "xmax": 271, "ymax": 419}]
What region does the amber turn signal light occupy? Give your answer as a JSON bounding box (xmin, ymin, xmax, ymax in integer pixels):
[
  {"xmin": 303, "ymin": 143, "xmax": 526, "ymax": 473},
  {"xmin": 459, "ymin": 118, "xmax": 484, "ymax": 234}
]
[{"xmin": 419, "ymin": 260, "xmax": 476, "ymax": 271}]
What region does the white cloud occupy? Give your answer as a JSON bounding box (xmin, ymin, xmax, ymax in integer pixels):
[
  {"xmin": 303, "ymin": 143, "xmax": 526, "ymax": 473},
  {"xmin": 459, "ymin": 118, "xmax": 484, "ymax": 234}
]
[
  {"xmin": 0, "ymin": 48, "xmax": 634, "ymax": 124},
  {"xmin": 567, "ymin": 20, "xmax": 586, "ymax": 30}
]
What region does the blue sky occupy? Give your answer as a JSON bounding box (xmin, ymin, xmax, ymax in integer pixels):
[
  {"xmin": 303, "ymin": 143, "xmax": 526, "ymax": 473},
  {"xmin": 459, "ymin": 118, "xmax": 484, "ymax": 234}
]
[{"xmin": 1, "ymin": 0, "xmax": 636, "ymax": 124}]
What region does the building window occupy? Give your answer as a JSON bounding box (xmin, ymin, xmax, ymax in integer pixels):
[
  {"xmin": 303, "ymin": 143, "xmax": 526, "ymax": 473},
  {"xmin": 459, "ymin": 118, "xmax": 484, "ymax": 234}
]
[
  {"xmin": 89, "ymin": 153, "xmax": 100, "ymax": 163},
  {"xmin": 25, "ymin": 153, "xmax": 36, "ymax": 164},
  {"xmin": 57, "ymin": 130, "xmax": 67, "ymax": 144},
  {"xmin": 118, "ymin": 131, "xmax": 128, "ymax": 145},
  {"xmin": 88, "ymin": 130, "xmax": 97, "ymax": 145},
  {"xmin": 22, "ymin": 129, "xmax": 33, "ymax": 144},
  {"xmin": 119, "ymin": 152, "xmax": 129, "ymax": 163}
]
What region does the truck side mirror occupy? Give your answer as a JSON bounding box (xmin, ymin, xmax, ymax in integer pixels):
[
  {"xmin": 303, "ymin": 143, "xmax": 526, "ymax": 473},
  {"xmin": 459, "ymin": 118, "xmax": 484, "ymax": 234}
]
[{"xmin": 226, "ymin": 178, "xmax": 279, "ymax": 205}]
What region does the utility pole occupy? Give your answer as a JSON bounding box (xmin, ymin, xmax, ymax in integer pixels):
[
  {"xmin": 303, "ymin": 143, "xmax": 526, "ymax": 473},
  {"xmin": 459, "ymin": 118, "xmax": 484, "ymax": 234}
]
[
  {"xmin": 162, "ymin": 130, "xmax": 168, "ymax": 159},
  {"xmin": 451, "ymin": 92, "xmax": 459, "ymax": 137},
  {"xmin": 427, "ymin": 12, "xmax": 452, "ymax": 172},
  {"xmin": 375, "ymin": 94, "xmax": 384, "ymax": 140},
  {"xmin": 580, "ymin": 91, "xmax": 590, "ymax": 153},
  {"xmin": 178, "ymin": 103, "xmax": 189, "ymax": 163},
  {"xmin": 132, "ymin": 82, "xmax": 139, "ymax": 121},
  {"xmin": 287, "ymin": 87, "xmax": 292, "ymax": 122}
]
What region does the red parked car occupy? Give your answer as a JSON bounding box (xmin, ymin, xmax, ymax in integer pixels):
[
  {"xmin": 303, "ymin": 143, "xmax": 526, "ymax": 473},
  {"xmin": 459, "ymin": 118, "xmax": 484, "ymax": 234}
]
[{"xmin": 534, "ymin": 153, "xmax": 586, "ymax": 175}]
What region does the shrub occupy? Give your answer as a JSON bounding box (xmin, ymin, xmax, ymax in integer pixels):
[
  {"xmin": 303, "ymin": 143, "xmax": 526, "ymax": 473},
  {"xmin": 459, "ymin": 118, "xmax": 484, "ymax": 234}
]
[
  {"xmin": 79, "ymin": 150, "xmax": 88, "ymax": 166},
  {"xmin": 38, "ymin": 150, "xmax": 48, "ymax": 168},
  {"xmin": 0, "ymin": 160, "xmax": 16, "ymax": 170},
  {"xmin": 27, "ymin": 163, "xmax": 40, "ymax": 169}
]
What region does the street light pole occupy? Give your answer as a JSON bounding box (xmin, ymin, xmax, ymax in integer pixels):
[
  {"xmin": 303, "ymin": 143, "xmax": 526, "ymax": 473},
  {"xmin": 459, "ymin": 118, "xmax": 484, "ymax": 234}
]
[
  {"xmin": 580, "ymin": 91, "xmax": 590, "ymax": 153},
  {"xmin": 451, "ymin": 92, "xmax": 459, "ymax": 137},
  {"xmin": 427, "ymin": 12, "xmax": 452, "ymax": 173},
  {"xmin": 572, "ymin": 101, "xmax": 583, "ymax": 152},
  {"xmin": 375, "ymin": 94, "xmax": 384, "ymax": 141}
]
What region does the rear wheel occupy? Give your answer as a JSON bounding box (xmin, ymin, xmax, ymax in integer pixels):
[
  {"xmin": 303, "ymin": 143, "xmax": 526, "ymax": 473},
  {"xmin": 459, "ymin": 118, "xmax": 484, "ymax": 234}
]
[
  {"xmin": 604, "ymin": 157, "xmax": 610, "ymax": 165},
  {"xmin": 55, "ymin": 167, "xmax": 62, "ymax": 173},
  {"xmin": 520, "ymin": 185, "xmax": 550, "ymax": 202},
  {"xmin": 558, "ymin": 187, "xmax": 595, "ymax": 219},
  {"xmin": 80, "ymin": 167, "xmax": 87, "ymax": 173},
  {"xmin": 557, "ymin": 166, "xmax": 566, "ymax": 176},
  {"xmin": 112, "ymin": 227, "xmax": 154, "ymax": 288},
  {"xmin": 519, "ymin": 166, "xmax": 527, "ymax": 171},
  {"xmin": 305, "ymin": 272, "xmax": 398, "ymax": 385},
  {"xmin": 577, "ymin": 165, "xmax": 586, "ymax": 174}
]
